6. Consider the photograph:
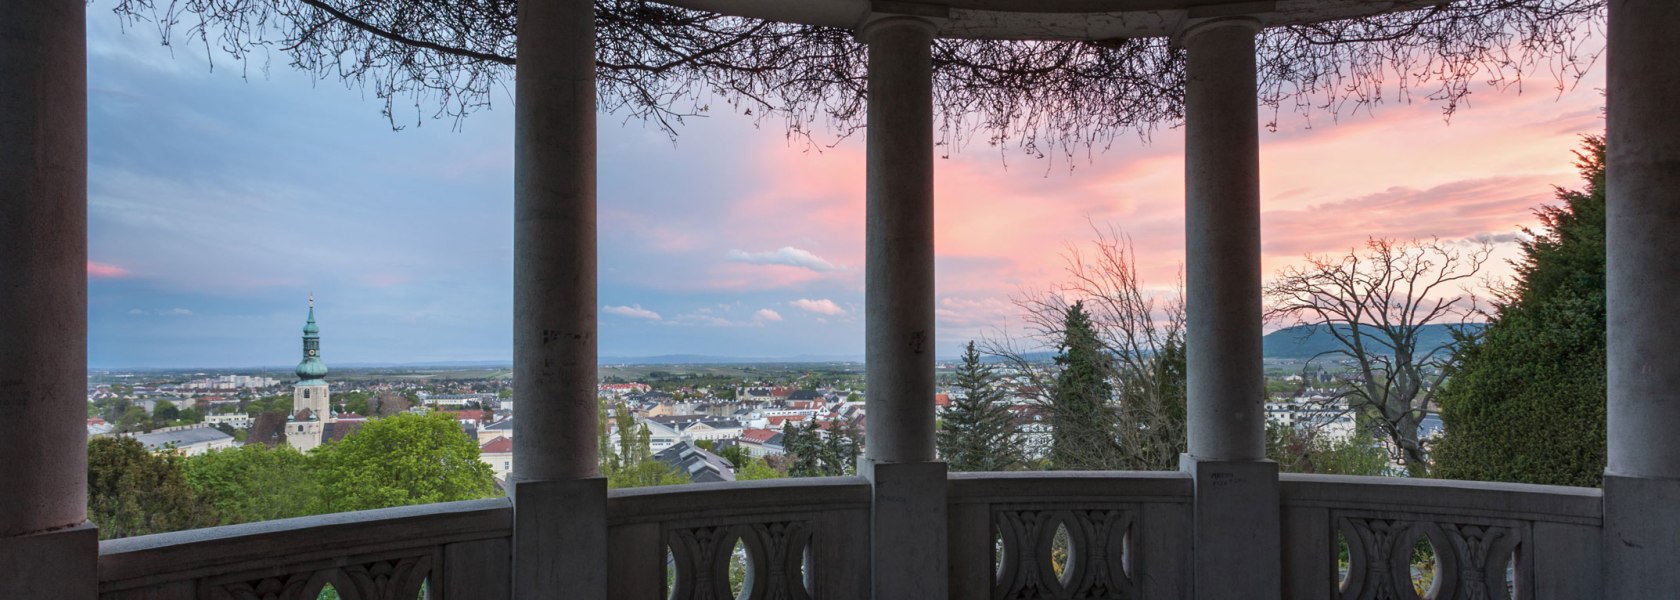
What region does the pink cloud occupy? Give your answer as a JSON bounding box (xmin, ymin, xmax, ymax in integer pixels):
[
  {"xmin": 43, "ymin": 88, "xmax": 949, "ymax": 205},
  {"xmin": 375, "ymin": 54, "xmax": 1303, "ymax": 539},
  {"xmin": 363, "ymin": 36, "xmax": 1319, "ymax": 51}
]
[{"xmin": 88, "ymin": 261, "xmax": 129, "ymax": 278}]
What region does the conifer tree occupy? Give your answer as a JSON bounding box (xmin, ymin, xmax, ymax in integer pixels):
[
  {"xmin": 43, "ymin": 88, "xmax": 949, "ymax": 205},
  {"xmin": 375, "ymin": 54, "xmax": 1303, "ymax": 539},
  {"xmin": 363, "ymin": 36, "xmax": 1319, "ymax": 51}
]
[
  {"xmin": 1051, "ymin": 301, "xmax": 1119, "ymax": 469},
  {"xmin": 938, "ymin": 341, "xmax": 1021, "ymax": 471},
  {"xmin": 1435, "ymin": 136, "xmax": 1607, "ymax": 487}
]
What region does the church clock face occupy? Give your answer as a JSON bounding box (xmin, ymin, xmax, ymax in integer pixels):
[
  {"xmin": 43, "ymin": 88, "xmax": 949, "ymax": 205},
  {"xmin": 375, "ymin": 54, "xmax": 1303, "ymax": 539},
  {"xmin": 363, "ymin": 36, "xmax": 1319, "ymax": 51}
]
[{"xmin": 308, "ymin": 349, "xmax": 318, "ymax": 357}]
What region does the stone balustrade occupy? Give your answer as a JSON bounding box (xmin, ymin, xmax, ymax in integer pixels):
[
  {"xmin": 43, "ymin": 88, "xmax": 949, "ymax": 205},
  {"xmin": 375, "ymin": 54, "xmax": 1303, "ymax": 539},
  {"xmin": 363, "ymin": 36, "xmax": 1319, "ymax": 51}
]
[
  {"xmin": 97, "ymin": 498, "xmax": 512, "ymax": 599},
  {"xmin": 1280, "ymin": 474, "xmax": 1603, "ymax": 600},
  {"xmin": 92, "ymin": 474, "xmax": 1605, "ymax": 600}
]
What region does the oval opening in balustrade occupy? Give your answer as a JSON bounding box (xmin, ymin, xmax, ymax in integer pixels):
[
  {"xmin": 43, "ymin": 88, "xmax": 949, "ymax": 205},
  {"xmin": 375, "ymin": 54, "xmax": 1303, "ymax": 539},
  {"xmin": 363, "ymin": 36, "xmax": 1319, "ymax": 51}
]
[
  {"xmin": 993, "ymin": 525, "xmax": 1006, "ymax": 584},
  {"xmin": 802, "ymin": 540, "xmax": 815, "ymax": 595},
  {"xmin": 728, "ymin": 538, "xmax": 753, "ymax": 600},
  {"xmin": 1050, "ymin": 522, "xmax": 1075, "ymax": 586},
  {"xmin": 1336, "ymin": 529, "xmax": 1351, "ymax": 591},
  {"xmin": 1410, "ymin": 536, "xmax": 1439, "ymax": 599},
  {"xmin": 317, "ymin": 583, "xmax": 341, "ymax": 600},
  {"xmin": 1505, "ymin": 548, "xmax": 1518, "ymax": 600},
  {"xmin": 665, "ymin": 544, "xmax": 678, "ymax": 600}
]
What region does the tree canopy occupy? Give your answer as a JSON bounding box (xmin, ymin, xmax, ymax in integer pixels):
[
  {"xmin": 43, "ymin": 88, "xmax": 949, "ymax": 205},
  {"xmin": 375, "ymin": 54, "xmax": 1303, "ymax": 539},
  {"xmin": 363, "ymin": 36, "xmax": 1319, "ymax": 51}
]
[
  {"xmin": 1433, "ymin": 136, "xmax": 1606, "ymax": 487},
  {"xmin": 938, "ymin": 341, "xmax": 1021, "ymax": 472},
  {"xmin": 312, "ymin": 412, "xmax": 500, "ymax": 512},
  {"xmin": 88, "ymin": 437, "xmax": 219, "ymax": 539},
  {"xmin": 106, "ymin": 0, "xmax": 1602, "ymax": 160},
  {"xmin": 183, "ymin": 443, "xmax": 324, "ymax": 524}
]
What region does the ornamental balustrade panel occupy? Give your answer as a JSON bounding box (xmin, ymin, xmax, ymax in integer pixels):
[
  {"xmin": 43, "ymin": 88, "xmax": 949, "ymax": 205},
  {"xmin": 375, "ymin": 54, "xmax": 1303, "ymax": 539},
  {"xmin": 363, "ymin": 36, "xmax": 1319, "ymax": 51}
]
[
  {"xmin": 947, "ymin": 471, "xmax": 1195, "ymax": 600},
  {"xmin": 1280, "ymin": 474, "xmax": 1603, "ymax": 600},
  {"xmin": 606, "ymin": 477, "xmax": 872, "ymax": 600},
  {"xmin": 96, "ymin": 499, "xmax": 511, "ymax": 600}
]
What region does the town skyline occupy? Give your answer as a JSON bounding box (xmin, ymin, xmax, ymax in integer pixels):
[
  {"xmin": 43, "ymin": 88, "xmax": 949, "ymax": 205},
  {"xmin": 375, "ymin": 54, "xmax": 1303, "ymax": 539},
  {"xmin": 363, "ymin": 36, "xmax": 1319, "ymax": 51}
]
[{"xmin": 86, "ymin": 14, "xmax": 1606, "ymax": 368}]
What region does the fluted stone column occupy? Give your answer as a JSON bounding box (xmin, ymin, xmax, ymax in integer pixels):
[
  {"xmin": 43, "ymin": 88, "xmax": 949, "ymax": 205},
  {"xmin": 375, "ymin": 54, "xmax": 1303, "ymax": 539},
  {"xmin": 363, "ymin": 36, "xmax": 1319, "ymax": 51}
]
[
  {"xmin": 860, "ymin": 14, "xmax": 948, "ymax": 600},
  {"xmin": 1604, "ymin": 2, "xmax": 1680, "ymax": 597},
  {"xmin": 0, "ymin": 0, "xmax": 99, "ymax": 596},
  {"xmin": 511, "ymin": 0, "xmax": 606, "ymax": 596},
  {"xmin": 1179, "ymin": 17, "xmax": 1279, "ymax": 600}
]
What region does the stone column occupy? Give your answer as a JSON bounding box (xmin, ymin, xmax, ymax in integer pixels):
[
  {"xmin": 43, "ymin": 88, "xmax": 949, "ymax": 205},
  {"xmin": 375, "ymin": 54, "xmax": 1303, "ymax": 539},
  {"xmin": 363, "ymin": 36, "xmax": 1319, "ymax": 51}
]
[
  {"xmin": 859, "ymin": 15, "xmax": 948, "ymax": 600},
  {"xmin": 0, "ymin": 0, "xmax": 99, "ymax": 597},
  {"xmin": 1178, "ymin": 17, "xmax": 1279, "ymax": 600},
  {"xmin": 1604, "ymin": 3, "xmax": 1680, "ymax": 597},
  {"xmin": 511, "ymin": 0, "xmax": 606, "ymax": 596}
]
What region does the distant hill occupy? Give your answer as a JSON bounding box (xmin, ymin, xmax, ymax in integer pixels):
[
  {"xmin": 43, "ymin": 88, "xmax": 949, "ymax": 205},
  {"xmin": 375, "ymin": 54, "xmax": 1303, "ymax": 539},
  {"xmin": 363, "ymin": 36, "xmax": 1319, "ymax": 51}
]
[{"xmin": 1263, "ymin": 323, "xmax": 1481, "ymax": 360}]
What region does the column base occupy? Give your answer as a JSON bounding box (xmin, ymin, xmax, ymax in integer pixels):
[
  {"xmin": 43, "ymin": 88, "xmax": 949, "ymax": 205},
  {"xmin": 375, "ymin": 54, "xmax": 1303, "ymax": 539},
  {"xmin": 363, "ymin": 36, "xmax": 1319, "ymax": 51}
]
[
  {"xmin": 865, "ymin": 460, "xmax": 948, "ymax": 599},
  {"xmin": 512, "ymin": 478, "xmax": 606, "ymax": 600},
  {"xmin": 1181, "ymin": 456, "xmax": 1280, "ymax": 600},
  {"xmin": 0, "ymin": 522, "xmax": 97, "ymax": 599},
  {"xmin": 1604, "ymin": 474, "xmax": 1680, "ymax": 598}
]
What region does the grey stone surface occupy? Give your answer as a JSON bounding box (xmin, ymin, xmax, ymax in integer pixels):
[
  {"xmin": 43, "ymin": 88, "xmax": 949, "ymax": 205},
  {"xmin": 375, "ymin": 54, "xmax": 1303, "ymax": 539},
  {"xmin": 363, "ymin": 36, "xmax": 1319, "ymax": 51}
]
[
  {"xmin": 605, "ymin": 523, "xmax": 661, "ymax": 599},
  {"xmin": 0, "ymin": 523, "xmax": 96, "ymax": 599},
  {"xmin": 512, "ymin": 478, "xmax": 607, "ymax": 599},
  {"xmin": 445, "ymin": 537, "xmax": 511, "ymax": 600},
  {"xmin": 1532, "ymin": 521, "xmax": 1601, "ymax": 599},
  {"xmin": 869, "ymin": 461, "xmax": 948, "ymax": 599},
  {"xmin": 1182, "ymin": 17, "xmax": 1266, "ymax": 463},
  {"xmin": 1138, "ymin": 500, "xmax": 1194, "ymax": 599},
  {"xmin": 1604, "ymin": 474, "xmax": 1680, "ymax": 598},
  {"xmin": 862, "ymin": 15, "xmax": 939, "ymax": 465},
  {"xmin": 945, "ymin": 502, "xmax": 991, "ymax": 598},
  {"xmin": 1279, "ymin": 506, "xmax": 1332, "ymax": 600},
  {"xmin": 1606, "ymin": 1, "xmax": 1680, "ymax": 481},
  {"xmin": 513, "ymin": 0, "xmax": 599, "ymax": 481},
  {"xmin": 1183, "ymin": 457, "xmax": 1280, "ymax": 600},
  {"xmin": 1, "ymin": 0, "xmax": 88, "ymax": 540}
]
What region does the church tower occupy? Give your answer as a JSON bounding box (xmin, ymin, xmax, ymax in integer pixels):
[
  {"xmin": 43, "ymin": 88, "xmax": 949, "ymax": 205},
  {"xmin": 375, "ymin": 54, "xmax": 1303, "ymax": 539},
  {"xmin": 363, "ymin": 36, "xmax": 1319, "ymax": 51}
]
[{"xmin": 287, "ymin": 293, "xmax": 332, "ymax": 450}]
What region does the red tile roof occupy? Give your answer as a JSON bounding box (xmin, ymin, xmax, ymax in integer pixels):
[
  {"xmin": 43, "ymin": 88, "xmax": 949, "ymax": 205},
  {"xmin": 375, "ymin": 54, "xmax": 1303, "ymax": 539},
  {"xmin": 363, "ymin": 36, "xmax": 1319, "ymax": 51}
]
[
  {"xmin": 739, "ymin": 428, "xmax": 777, "ymax": 444},
  {"xmin": 480, "ymin": 436, "xmax": 513, "ymax": 454}
]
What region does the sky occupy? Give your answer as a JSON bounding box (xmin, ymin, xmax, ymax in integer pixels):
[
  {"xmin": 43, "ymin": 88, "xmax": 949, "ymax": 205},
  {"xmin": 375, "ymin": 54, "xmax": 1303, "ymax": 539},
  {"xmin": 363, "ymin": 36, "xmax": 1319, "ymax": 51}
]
[{"xmin": 84, "ymin": 14, "xmax": 1607, "ymax": 369}]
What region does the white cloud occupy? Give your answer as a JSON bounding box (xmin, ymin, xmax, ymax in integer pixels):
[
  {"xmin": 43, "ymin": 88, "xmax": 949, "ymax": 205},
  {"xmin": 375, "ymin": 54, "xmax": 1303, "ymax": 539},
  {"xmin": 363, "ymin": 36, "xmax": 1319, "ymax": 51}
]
[
  {"xmin": 128, "ymin": 308, "xmax": 194, "ymax": 316},
  {"xmin": 725, "ymin": 247, "xmax": 840, "ymax": 272},
  {"xmin": 602, "ymin": 304, "xmax": 662, "ymax": 321},
  {"xmin": 791, "ymin": 298, "xmax": 847, "ymax": 317},
  {"xmin": 754, "ymin": 308, "xmax": 783, "ymax": 323}
]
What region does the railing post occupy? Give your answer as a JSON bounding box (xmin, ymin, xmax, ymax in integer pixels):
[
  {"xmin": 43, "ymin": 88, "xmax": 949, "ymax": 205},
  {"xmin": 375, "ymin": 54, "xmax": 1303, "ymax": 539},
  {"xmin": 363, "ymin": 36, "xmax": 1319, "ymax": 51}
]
[
  {"xmin": 1178, "ymin": 17, "xmax": 1280, "ymax": 600},
  {"xmin": 0, "ymin": 0, "xmax": 99, "ymax": 596},
  {"xmin": 1604, "ymin": 2, "xmax": 1680, "ymax": 597},
  {"xmin": 858, "ymin": 12, "xmax": 949, "ymax": 600},
  {"xmin": 512, "ymin": 0, "xmax": 607, "ymax": 596}
]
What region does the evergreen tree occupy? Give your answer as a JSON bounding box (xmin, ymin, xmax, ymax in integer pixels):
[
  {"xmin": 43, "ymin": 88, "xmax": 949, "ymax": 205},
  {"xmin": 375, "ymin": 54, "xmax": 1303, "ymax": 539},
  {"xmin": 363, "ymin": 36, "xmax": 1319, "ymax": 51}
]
[
  {"xmin": 87, "ymin": 437, "xmax": 219, "ymax": 539},
  {"xmin": 1050, "ymin": 301, "xmax": 1119, "ymax": 469},
  {"xmin": 821, "ymin": 419, "xmax": 862, "ymax": 476},
  {"xmin": 938, "ymin": 341, "xmax": 1021, "ymax": 471},
  {"xmin": 1435, "ymin": 136, "xmax": 1607, "ymax": 487},
  {"xmin": 782, "ymin": 421, "xmax": 825, "ymax": 477}
]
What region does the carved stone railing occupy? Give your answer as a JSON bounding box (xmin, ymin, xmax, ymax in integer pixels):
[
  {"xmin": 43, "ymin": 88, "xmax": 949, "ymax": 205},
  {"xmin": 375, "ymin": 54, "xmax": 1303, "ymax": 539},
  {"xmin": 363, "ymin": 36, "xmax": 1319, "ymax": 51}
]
[
  {"xmin": 606, "ymin": 476, "xmax": 872, "ymax": 600},
  {"xmin": 1280, "ymin": 474, "xmax": 1603, "ymax": 600},
  {"xmin": 97, "ymin": 498, "xmax": 512, "ymax": 600},
  {"xmin": 947, "ymin": 471, "xmax": 1195, "ymax": 600}
]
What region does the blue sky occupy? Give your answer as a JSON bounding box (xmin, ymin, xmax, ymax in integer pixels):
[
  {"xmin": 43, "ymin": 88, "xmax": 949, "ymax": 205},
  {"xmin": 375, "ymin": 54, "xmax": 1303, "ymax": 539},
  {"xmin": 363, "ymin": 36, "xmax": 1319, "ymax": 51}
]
[{"xmin": 85, "ymin": 13, "xmax": 1606, "ymax": 369}]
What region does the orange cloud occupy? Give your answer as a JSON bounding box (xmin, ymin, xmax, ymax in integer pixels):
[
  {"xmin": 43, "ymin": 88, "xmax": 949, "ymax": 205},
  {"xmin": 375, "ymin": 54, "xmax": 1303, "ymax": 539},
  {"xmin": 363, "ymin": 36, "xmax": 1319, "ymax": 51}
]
[{"xmin": 88, "ymin": 261, "xmax": 129, "ymax": 278}]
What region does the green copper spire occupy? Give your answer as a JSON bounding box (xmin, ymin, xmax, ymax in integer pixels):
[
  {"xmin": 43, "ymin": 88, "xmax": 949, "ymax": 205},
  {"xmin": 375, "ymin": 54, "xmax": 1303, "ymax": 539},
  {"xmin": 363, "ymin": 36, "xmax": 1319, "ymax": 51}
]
[{"xmin": 296, "ymin": 292, "xmax": 328, "ymax": 383}]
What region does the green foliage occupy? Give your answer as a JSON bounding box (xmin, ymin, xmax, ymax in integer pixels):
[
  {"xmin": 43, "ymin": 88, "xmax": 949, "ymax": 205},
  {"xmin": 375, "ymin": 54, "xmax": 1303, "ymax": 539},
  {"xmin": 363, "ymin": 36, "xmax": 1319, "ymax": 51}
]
[
  {"xmin": 782, "ymin": 420, "xmax": 861, "ymax": 477},
  {"xmin": 336, "ymin": 390, "xmax": 371, "ymax": 415},
  {"xmin": 312, "ymin": 412, "xmax": 499, "ymax": 512},
  {"xmin": 87, "ymin": 437, "xmax": 219, "ymax": 539},
  {"xmin": 184, "ymin": 444, "xmax": 323, "ymax": 524},
  {"xmin": 1435, "ymin": 136, "xmax": 1607, "ymax": 488},
  {"xmin": 1266, "ymin": 423, "xmax": 1390, "ymax": 476},
  {"xmin": 608, "ymin": 458, "xmax": 687, "ymax": 488},
  {"xmin": 154, "ymin": 400, "xmax": 180, "ymax": 422},
  {"xmin": 1051, "ymin": 302, "xmax": 1119, "ymax": 469},
  {"xmin": 939, "ymin": 341, "xmax": 1022, "ymax": 471},
  {"xmin": 734, "ymin": 456, "xmax": 784, "ymax": 480}
]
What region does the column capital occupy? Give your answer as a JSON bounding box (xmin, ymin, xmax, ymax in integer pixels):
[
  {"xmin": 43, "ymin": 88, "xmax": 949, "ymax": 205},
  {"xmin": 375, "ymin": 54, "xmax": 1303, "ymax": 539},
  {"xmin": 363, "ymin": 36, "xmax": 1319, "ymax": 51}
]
[
  {"xmin": 1176, "ymin": 16, "xmax": 1262, "ymax": 44},
  {"xmin": 856, "ymin": 13, "xmax": 940, "ymax": 43}
]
